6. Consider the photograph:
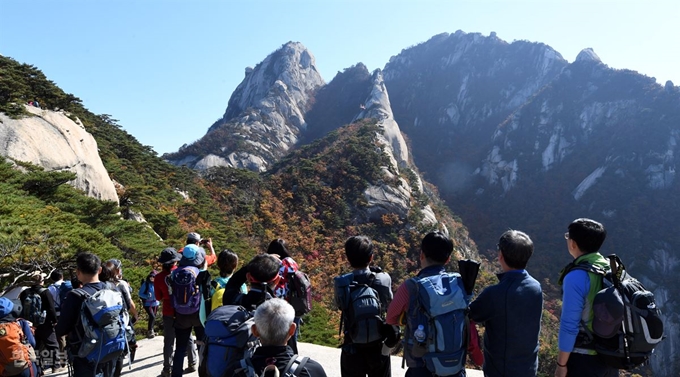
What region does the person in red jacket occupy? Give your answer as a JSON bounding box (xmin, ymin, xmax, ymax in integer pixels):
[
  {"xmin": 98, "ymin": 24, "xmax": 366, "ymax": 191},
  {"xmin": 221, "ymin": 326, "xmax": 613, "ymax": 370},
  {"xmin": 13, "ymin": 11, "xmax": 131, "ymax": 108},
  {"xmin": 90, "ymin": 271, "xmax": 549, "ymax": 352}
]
[{"xmin": 154, "ymin": 247, "xmax": 198, "ymax": 377}]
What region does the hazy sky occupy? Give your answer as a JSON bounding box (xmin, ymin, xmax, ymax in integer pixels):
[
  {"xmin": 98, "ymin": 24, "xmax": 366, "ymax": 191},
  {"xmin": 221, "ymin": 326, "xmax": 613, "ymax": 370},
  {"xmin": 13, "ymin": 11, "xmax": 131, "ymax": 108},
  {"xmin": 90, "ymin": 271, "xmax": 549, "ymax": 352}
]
[{"xmin": 2, "ymin": 0, "xmax": 678, "ymax": 155}]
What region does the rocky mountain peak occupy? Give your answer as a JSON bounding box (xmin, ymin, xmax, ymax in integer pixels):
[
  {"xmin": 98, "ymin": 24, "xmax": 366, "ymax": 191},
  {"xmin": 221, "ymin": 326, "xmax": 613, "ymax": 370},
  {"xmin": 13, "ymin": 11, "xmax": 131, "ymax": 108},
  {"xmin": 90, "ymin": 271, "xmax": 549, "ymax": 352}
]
[
  {"xmin": 220, "ymin": 41, "xmax": 323, "ymax": 124},
  {"xmin": 575, "ymin": 47, "xmax": 602, "ymax": 63},
  {"xmin": 165, "ymin": 42, "xmax": 325, "ymax": 172}
]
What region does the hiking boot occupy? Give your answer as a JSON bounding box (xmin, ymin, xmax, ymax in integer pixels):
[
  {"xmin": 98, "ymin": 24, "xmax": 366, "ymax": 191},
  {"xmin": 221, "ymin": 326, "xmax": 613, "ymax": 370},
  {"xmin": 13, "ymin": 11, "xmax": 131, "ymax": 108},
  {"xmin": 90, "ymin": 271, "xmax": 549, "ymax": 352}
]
[
  {"xmin": 147, "ymin": 331, "xmax": 156, "ymax": 339},
  {"xmin": 160, "ymin": 368, "xmax": 171, "ymax": 377},
  {"xmin": 183, "ymin": 364, "xmax": 197, "ymax": 374}
]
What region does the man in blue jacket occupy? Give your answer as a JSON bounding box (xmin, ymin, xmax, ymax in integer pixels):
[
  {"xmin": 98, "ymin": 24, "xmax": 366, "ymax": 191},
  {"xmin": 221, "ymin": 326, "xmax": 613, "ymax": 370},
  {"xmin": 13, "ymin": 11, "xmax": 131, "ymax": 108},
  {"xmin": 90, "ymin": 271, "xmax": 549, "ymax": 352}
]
[{"xmin": 469, "ymin": 230, "xmax": 543, "ymax": 377}]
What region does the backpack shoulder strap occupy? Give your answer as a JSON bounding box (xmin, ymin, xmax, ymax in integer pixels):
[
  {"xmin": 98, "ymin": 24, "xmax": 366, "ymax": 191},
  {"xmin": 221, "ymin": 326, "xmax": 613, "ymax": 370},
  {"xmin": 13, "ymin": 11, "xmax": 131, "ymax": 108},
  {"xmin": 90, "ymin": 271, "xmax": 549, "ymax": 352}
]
[
  {"xmin": 236, "ymin": 354, "xmax": 256, "ymax": 377},
  {"xmin": 284, "ymin": 355, "xmax": 310, "ymax": 377},
  {"xmin": 281, "ymin": 354, "xmax": 298, "ymax": 376}
]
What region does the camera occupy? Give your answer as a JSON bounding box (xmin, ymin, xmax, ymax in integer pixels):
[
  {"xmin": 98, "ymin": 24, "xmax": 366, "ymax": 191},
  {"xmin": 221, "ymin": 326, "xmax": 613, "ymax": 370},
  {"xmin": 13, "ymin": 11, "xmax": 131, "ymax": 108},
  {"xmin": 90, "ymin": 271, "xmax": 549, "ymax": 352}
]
[{"xmin": 199, "ymin": 239, "xmax": 209, "ymax": 245}]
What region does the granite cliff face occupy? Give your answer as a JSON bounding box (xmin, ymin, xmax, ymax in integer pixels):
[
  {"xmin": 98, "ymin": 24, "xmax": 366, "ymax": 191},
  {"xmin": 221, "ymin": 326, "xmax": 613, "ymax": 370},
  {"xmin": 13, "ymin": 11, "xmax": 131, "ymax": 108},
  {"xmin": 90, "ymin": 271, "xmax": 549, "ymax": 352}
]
[
  {"xmin": 165, "ymin": 42, "xmax": 324, "ymax": 171},
  {"xmin": 0, "ymin": 105, "xmax": 118, "ymax": 202}
]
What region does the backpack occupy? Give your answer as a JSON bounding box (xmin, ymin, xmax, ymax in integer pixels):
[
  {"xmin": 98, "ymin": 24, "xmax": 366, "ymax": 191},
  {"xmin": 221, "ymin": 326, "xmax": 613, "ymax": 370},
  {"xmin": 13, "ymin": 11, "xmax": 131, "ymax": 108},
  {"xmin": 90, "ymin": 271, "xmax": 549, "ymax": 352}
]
[
  {"xmin": 0, "ymin": 320, "xmax": 37, "ymax": 376},
  {"xmin": 58, "ymin": 280, "xmax": 73, "ymax": 308},
  {"xmin": 72, "ymin": 285, "xmax": 129, "ymax": 364},
  {"xmin": 334, "ymin": 272, "xmax": 384, "ymax": 345},
  {"xmin": 286, "ymin": 270, "xmax": 312, "ymax": 317},
  {"xmin": 569, "ymin": 254, "xmax": 665, "ymax": 369},
  {"xmin": 21, "ymin": 288, "xmax": 46, "ymax": 325},
  {"xmin": 211, "ymin": 278, "xmax": 229, "ymax": 312},
  {"xmin": 169, "ymin": 266, "xmax": 201, "ymax": 315},
  {"xmin": 202, "ymin": 305, "xmax": 260, "ymax": 377},
  {"xmin": 237, "ymin": 354, "xmax": 310, "ymax": 377},
  {"xmin": 405, "ymin": 272, "xmax": 470, "ymax": 376}
]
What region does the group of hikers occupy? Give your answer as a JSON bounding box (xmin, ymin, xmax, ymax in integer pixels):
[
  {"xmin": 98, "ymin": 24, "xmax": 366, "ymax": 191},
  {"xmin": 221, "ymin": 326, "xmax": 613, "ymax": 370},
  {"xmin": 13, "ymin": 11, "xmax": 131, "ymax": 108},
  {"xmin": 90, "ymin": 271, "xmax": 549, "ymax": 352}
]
[{"xmin": 0, "ymin": 218, "xmax": 664, "ymax": 377}]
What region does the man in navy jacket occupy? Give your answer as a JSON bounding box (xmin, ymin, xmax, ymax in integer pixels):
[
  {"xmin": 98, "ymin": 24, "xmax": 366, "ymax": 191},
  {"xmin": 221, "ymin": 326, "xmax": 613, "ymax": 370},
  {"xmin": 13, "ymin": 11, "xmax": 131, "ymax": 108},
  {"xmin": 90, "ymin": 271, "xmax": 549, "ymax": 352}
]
[{"xmin": 469, "ymin": 230, "xmax": 543, "ymax": 377}]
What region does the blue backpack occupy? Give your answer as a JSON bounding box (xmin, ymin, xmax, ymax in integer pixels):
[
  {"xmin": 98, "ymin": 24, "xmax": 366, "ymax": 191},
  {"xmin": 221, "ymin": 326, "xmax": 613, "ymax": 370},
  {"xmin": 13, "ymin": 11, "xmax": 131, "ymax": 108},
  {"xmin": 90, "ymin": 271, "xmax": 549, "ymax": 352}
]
[
  {"xmin": 202, "ymin": 305, "xmax": 259, "ymax": 377},
  {"xmin": 73, "ymin": 285, "xmax": 129, "ymax": 364},
  {"xmin": 169, "ymin": 266, "xmax": 201, "ymax": 315},
  {"xmin": 405, "ymin": 272, "xmax": 470, "ymax": 376},
  {"xmin": 334, "ymin": 272, "xmax": 384, "ymax": 345}
]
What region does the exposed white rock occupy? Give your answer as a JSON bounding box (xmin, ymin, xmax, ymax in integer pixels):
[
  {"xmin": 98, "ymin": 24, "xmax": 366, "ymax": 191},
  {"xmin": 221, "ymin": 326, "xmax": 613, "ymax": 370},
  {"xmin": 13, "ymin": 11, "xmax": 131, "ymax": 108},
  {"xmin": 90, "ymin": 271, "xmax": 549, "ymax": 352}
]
[
  {"xmin": 572, "ymin": 166, "xmax": 607, "ymax": 200},
  {"xmin": 193, "ymin": 154, "xmax": 231, "ymax": 171},
  {"xmin": 575, "ymin": 48, "xmax": 602, "ymax": 63},
  {"xmin": 363, "ymin": 181, "xmax": 411, "ymax": 222},
  {"xmin": 0, "ymin": 106, "xmax": 118, "ymax": 202}
]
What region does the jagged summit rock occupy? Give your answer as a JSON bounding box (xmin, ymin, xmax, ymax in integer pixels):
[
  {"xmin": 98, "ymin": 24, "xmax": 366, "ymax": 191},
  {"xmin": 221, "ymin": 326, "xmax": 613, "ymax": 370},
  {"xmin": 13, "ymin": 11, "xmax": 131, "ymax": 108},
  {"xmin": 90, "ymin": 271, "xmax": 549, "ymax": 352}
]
[
  {"xmin": 165, "ymin": 42, "xmax": 325, "ymax": 171},
  {"xmin": 575, "ymin": 47, "xmax": 602, "ymax": 63},
  {"xmin": 665, "ymin": 80, "xmax": 676, "ymax": 93}
]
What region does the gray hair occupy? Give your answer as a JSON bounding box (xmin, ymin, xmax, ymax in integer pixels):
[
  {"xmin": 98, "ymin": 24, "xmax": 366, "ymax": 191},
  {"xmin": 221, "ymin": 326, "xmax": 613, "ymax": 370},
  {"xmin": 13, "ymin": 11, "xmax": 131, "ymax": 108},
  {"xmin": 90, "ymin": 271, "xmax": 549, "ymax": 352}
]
[{"xmin": 253, "ymin": 298, "xmax": 295, "ymax": 346}]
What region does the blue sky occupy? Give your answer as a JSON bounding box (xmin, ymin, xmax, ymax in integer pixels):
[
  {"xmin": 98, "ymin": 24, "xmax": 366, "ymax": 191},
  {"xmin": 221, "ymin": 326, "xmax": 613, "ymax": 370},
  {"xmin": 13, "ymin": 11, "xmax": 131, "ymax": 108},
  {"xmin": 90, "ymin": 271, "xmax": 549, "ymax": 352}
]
[{"xmin": 1, "ymin": 0, "xmax": 678, "ymax": 155}]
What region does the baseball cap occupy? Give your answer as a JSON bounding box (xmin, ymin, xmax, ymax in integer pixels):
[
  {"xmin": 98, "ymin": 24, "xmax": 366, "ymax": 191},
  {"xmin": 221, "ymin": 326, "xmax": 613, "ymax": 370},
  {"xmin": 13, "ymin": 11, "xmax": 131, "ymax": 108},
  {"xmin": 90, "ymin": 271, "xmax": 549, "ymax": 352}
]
[
  {"xmin": 187, "ymin": 232, "xmax": 201, "ymax": 244},
  {"xmin": 158, "ymin": 247, "xmax": 181, "ymax": 264},
  {"xmin": 592, "ymin": 286, "xmax": 624, "ymax": 338}
]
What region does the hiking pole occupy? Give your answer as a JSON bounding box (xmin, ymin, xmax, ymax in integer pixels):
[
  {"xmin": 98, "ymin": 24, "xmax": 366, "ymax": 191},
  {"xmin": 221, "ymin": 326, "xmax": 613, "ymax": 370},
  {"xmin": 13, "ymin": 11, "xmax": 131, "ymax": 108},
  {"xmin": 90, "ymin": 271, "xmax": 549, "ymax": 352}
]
[{"xmin": 609, "ymin": 255, "xmax": 632, "ymax": 368}]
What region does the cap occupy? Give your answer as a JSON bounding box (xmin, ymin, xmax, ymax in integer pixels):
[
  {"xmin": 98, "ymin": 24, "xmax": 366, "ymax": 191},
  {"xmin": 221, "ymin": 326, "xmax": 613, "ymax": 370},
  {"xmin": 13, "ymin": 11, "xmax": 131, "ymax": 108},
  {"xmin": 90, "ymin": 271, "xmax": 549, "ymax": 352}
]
[
  {"xmin": 187, "ymin": 232, "xmax": 201, "ymax": 244},
  {"xmin": 592, "ymin": 286, "xmax": 624, "ymax": 338},
  {"xmin": 179, "ymin": 244, "xmax": 205, "ymax": 267},
  {"xmin": 158, "ymin": 247, "xmax": 181, "ymax": 264}
]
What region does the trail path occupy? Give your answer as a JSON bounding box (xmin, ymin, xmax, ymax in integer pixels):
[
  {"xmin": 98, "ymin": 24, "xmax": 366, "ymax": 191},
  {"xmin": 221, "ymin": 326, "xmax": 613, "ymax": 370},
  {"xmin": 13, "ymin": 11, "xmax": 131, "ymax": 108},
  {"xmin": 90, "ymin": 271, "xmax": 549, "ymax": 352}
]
[{"xmin": 51, "ymin": 337, "xmax": 483, "ymax": 377}]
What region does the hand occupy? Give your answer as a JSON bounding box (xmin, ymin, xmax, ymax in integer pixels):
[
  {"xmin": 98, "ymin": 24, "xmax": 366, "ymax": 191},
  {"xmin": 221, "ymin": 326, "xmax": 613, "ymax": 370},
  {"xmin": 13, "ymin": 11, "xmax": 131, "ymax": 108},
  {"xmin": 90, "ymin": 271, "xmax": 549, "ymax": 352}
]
[{"xmin": 554, "ymin": 365, "xmax": 567, "ymax": 377}]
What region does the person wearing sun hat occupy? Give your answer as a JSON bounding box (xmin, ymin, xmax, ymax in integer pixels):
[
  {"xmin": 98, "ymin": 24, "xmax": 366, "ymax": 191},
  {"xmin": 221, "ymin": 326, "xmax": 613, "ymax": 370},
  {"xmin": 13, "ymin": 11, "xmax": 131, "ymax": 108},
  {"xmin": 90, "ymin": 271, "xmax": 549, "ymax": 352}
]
[
  {"xmin": 0, "ymin": 297, "xmax": 39, "ymax": 377},
  {"xmin": 154, "ymin": 247, "xmax": 198, "ymax": 377},
  {"xmin": 170, "ymin": 243, "xmax": 212, "ymax": 377},
  {"xmin": 181, "ymin": 232, "xmax": 216, "ymax": 267}
]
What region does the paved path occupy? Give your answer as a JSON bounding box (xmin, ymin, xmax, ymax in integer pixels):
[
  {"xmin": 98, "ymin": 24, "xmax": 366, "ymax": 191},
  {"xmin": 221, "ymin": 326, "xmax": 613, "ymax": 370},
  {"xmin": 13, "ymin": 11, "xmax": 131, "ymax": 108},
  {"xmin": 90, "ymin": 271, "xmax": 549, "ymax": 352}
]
[{"xmin": 50, "ymin": 336, "xmax": 483, "ymax": 377}]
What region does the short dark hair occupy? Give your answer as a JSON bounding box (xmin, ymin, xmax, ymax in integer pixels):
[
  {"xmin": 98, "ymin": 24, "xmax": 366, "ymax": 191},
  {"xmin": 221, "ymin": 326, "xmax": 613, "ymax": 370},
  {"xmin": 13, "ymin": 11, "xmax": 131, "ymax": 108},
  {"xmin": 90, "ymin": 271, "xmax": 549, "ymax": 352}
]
[
  {"xmin": 422, "ymin": 231, "xmax": 453, "ymax": 264},
  {"xmin": 345, "ymin": 235, "xmax": 373, "ymax": 268},
  {"xmin": 50, "ymin": 270, "xmax": 63, "ymax": 281},
  {"xmin": 568, "ymin": 218, "xmax": 606, "ymax": 253},
  {"xmin": 218, "ymin": 249, "xmax": 239, "ymax": 277},
  {"xmin": 99, "ymin": 262, "xmax": 115, "ymax": 282},
  {"xmin": 266, "ymin": 239, "xmax": 290, "ymax": 259},
  {"xmin": 248, "ymin": 254, "xmax": 281, "ymax": 283},
  {"xmin": 76, "ymin": 252, "xmax": 101, "ymax": 276},
  {"xmin": 498, "ymin": 230, "xmax": 534, "ymax": 269}
]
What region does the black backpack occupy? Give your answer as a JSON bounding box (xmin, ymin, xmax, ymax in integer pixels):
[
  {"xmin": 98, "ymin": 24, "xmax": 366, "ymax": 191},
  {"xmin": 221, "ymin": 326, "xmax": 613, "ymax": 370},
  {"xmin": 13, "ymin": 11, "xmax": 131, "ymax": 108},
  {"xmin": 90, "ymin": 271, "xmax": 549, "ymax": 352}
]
[
  {"xmin": 569, "ymin": 254, "xmax": 665, "ymax": 369},
  {"xmin": 334, "ymin": 272, "xmax": 384, "ymax": 345},
  {"xmin": 21, "ymin": 288, "xmax": 45, "ymax": 325}
]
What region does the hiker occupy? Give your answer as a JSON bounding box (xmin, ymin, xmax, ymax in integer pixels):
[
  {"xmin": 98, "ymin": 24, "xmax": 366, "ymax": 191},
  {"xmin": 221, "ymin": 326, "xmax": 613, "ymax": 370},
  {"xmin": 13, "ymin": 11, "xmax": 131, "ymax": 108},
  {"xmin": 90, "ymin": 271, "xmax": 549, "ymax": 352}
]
[
  {"xmin": 0, "ymin": 297, "xmax": 39, "ymax": 377},
  {"xmin": 102, "ymin": 260, "xmax": 138, "ymax": 377},
  {"xmin": 20, "ymin": 273, "xmax": 60, "ymax": 374},
  {"xmin": 386, "ymin": 231, "xmax": 470, "ymax": 377},
  {"xmin": 469, "ymin": 230, "xmax": 543, "ymax": 377},
  {"xmin": 47, "ymin": 270, "xmax": 70, "ymax": 368},
  {"xmin": 334, "ymin": 235, "xmax": 397, "ymax": 377},
  {"xmin": 139, "ymin": 270, "xmax": 160, "ymax": 338},
  {"xmin": 47, "ymin": 271, "xmax": 64, "ymax": 318},
  {"xmin": 171, "ymin": 245, "xmax": 211, "ymax": 377},
  {"xmin": 56, "ymin": 253, "xmax": 119, "ymax": 377},
  {"xmin": 154, "ymin": 248, "xmax": 198, "ymax": 377},
  {"xmin": 245, "ymin": 298, "xmax": 327, "ymax": 377},
  {"xmin": 211, "ymin": 249, "xmax": 247, "ymax": 311},
  {"xmin": 555, "ymin": 218, "xmax": 618, "ymax": 377},
  {"xmin": 266, "ymin": 238, "xmax": 311, "ymax": 354},
  {"xmin": 221, "ymin": 253, "xmax": 282, "ymax": 310},
  {"xmin": 182, "ymin": 232, "xmax": 217, "ymax": 267}
]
